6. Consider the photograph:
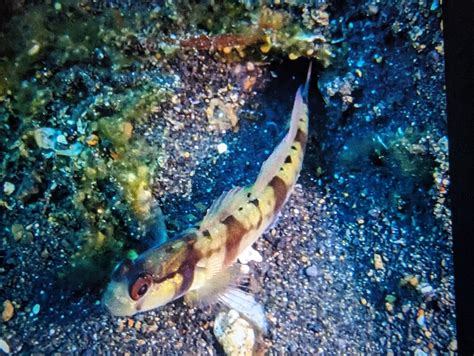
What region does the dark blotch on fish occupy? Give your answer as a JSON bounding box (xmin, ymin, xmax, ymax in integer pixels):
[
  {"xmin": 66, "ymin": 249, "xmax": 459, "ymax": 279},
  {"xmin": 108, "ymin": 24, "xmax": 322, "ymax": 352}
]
[
  {"xmin": 295, "ymin": 129, "xmax": 307, "ymax": 147},
  {"xmin": 222, "ymin": 215, "xmax": 248, "ymax": 265},
  {"xmin": 269, "ymin": 176, "xmax": 287, "ymax": 213}
]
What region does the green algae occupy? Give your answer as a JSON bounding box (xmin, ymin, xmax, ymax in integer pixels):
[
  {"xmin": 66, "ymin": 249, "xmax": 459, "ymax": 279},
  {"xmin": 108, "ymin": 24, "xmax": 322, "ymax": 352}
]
[
  {"xmin": 0, "ymin": 2, "xmax": 173, "ymax": 292},
  {"xmin": 1, "ymin": 1, "xmax": 332, "ymax": 293},
  {"xmin": 62, "ymin": 87, "xmax": 169, "ymax": 290}
]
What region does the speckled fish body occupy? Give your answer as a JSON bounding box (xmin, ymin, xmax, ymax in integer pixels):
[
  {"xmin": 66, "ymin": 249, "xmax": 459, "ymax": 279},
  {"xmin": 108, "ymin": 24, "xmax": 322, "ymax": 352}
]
[{"xmin": 103, "ymin": 65, "xmax": 311, "ymax": 317}]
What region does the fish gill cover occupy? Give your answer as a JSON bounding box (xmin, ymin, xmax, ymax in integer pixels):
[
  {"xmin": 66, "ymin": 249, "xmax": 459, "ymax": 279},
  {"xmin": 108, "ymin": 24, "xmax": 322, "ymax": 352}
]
[{"xmin": 0, "ymin": 0, "xmax": 455, "ymax": 354}]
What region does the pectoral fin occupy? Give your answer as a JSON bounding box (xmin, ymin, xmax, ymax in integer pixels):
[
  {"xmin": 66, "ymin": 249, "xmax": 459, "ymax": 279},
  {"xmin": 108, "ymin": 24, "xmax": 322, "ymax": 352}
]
[
  {"xmin": 185, "ymin": 264, "xmax": 241, "ymax": 307},
  {"xmin": 184, "ymin": 265, "xmax": 268, "ymax": 333}
]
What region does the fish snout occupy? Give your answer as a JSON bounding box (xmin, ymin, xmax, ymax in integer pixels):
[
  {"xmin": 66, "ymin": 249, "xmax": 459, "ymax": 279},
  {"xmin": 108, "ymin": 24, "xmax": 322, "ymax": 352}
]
[{"xmin": 102, "ymin": 281, "xmax": 136, "ymax": 317}]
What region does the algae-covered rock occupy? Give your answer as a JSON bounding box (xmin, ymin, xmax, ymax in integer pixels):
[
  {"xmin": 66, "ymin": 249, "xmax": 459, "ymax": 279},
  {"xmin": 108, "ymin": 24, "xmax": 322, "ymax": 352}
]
[{"xmin": 0, "ymin": 0, "xmax": 329, "ymax": 294}]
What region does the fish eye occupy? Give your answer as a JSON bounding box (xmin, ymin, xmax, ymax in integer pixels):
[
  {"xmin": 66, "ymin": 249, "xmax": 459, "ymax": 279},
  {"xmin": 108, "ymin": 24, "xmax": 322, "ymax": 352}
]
[{"xmin": 129, "ymin": 273, "xmax": 153, "ymax": 301}]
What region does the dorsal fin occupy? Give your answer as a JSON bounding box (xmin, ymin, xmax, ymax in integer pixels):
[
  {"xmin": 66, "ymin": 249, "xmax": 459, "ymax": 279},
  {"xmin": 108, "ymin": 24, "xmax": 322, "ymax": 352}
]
[{"xmin": 200, "ymin": 186, "xmax": 249, "ymax": 230}]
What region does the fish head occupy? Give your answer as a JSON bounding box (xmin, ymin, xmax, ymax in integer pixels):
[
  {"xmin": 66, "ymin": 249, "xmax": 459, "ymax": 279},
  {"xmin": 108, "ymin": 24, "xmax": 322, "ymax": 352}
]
[{"xmin": 102, "ymin": 232, "xmax": 199, "ymax": 316}]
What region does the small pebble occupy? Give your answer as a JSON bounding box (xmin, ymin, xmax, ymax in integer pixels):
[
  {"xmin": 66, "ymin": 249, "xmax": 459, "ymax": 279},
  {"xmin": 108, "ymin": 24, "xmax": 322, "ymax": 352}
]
[
  {"xmin": 11, "ymin": 223, "xmax": 25, "ymax": 241},
  {"xmin": 117, "ymin": 319, "xmax": 125, "ymax": 332},
  {"xmin": 0, "ymin": 338, "xmax": 10, "ymax": 354},
  {"xmin": 3, "ymin": 182, "xmax": 15, "ymax": 196},
  {"xmin": 147, "ymin": 324, "xmax": 158, "ymax": 333},
  {"xmin": 368, "ymin": 208, "xmax": 380, "ymax": 218},
  {"xmin": 367, "ymin": 4, "xmax": 379, "ymax": 15},
  {"xmin": 2, "ymin": 300, "xmax": 14, "ymax": 321},
  {"xmin": 216, "ymin": 143, "xmax": 228, "ymax": 154},
  {"xmin": 238, "ymin": 246, "xmax": 262, "ymax": 264},
  {"xmin": 86, "ymin": 134, "xmax": 99, "ymax": 146},
  {"xmin": 56, "ymin": 134, "xmax": 68, "ymax": 145},
  {"xmin": 32, "ymin": 303, "xmax": 40, "ymax": 315},
  {"xmin": 419, "ymin": 283, "xmax": 434, "ymax": 295},
  {"xmin": 240, "ymin": 264, "xmax": 250, "ymax": 274},
  {"xmin": 289, "ymin": 53, "xmax": 299, "ymax": 60},
  {"xmin": 28, "ymin": 42, "xmax": 41, "ymax": 56},
  {"xmin": 416, "ymin": 309, "xmax": 425, "ymax": 327},
  {"xmin": 414, "ymin": 349, "xmax": 427, "ymax": 356},
  {"xmin": 305, "ymin": 266, "xmax": 319, "ymax": 277},
  {"xmin": 374, "ymin": 253, "xmax": 384, "ymax": 270},
  {"xmin": 409, "ymin": 275, "xmax": 419, "ymax": 287}
]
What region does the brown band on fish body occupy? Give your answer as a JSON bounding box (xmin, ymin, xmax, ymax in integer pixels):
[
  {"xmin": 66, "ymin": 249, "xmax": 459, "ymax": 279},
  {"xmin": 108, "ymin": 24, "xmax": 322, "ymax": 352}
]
[
  {"xmin": 295, "ymin": 128, "xmax": 307, "ymax": 147},
  {"xmin": 176, "ymin": 263, "xmax": 194, "ymax": 298},
  {"xmin": 222, "ymin": 215, "xmax": 248, "ymax": 265},
  {"xmin": 269, "ymin": 176, "xmax": 288, "ymax": 213},
  {"xmin": 174, "ymin": 242, "xmax": 202, "ymax": 298}
]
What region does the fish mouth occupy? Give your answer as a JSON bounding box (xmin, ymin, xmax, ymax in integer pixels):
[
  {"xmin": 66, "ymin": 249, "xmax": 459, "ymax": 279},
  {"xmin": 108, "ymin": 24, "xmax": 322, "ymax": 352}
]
[{"xmin": 102, "ymin": 282, "xmax": 136, "ymax": 317}]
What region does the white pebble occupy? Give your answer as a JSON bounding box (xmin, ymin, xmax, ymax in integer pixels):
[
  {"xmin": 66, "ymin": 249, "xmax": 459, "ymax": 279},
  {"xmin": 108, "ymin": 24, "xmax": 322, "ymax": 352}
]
[
  {"xmin": 32, "ymin": 304, "xmax": 40, "ymax": 315},
  {"xmin": 0, "ymin": 338, "xmax": 10, "ymax": 354},
  {"xmin": 56, "ymin": 134, "xmax": 68, "ymax": 145},
  {"xmin": 3, "ymin": 182, "xmax": 15, "ymax": 195},
  {"xmin": 420, "ymin": 283, "xmax": 434, "ymax": 295},
  {"xmin": 28, "ymin": 43, "xmax": 41, "ymax": 56},
  {"xmin": 216, "ymin": 143, "xmax": 228, "ymax": 154},
  {"xmin": 240, "ymin": 264, "xmax": 250, "ymax": 274},
  {"xmin": 414, "ymin": 349, "xmax": 428, "ymax": 356},
  {"xmin": 214, "ymin": 310, "xmax": 255, "ymax": 356},
  {"xmin": 238, "ymin": 245, "xmax": 263, "ymax": 264}
]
